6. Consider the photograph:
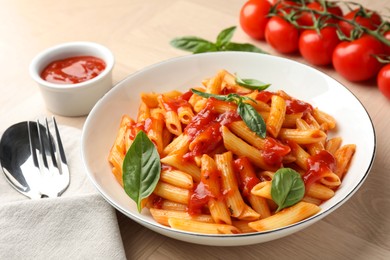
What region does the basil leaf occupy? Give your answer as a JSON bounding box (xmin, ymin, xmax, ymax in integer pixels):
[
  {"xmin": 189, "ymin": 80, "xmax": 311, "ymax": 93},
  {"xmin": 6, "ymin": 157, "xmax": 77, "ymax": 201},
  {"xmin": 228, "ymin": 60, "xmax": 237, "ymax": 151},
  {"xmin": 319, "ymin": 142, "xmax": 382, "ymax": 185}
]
[
  {"xmin": 271, "ymin": 168, "xmax": 305, "ymax": 212},
  {"xmin": 191, "ymin": 88, "xmax": 228, "ymax": 101},
  {"xmin": 171, "ymin": 26, "xmax": 267, "ymax": 54},
  {"xmin": 235, "ymin": 74, "xmax": 271, "ymax": 91},
  {"xmin": 122, "ymin": 131, "xmax": 161, "ymax": 212},
  {"xmin": 237, "ymin": 102, "xmax": 267, "ymax": 138},
  {"xmin": 170, "ymin": 37, "xmax": 216, "ymax": 53},
  {"xmin": 216, "ymin": 26, "xmax": 236, "ymax": 48},
  {"xmin": 224, "ymin": 42, "xmax": 268, "ymax": 54}
]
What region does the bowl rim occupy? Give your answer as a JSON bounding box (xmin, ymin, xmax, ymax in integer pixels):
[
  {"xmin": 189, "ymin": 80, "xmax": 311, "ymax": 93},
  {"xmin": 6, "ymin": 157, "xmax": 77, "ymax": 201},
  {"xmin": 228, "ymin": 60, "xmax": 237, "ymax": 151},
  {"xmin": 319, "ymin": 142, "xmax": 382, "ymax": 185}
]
[
  {"xmin": 29, "ymin": 41, "xmax": 114, "ymax": 90},
  {"xmin": 82, "ymin": 51, "xmax": 377, "ymax": 241}
]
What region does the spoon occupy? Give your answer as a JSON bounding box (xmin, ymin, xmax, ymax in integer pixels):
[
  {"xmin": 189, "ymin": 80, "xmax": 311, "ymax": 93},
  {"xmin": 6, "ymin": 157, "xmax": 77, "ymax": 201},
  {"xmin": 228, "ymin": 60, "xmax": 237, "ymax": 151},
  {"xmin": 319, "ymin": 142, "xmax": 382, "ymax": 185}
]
[{"xmin": 0, "ymin": 121, "xmax": 52, "ymax": 198}]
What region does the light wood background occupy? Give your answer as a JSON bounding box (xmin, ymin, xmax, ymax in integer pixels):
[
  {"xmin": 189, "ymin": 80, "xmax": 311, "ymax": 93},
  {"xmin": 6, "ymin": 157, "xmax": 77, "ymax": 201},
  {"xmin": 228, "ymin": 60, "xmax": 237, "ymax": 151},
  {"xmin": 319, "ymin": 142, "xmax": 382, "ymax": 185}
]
[{"xmin": 1, "ymin": 0, "xmax": 389, "ymax": 259}]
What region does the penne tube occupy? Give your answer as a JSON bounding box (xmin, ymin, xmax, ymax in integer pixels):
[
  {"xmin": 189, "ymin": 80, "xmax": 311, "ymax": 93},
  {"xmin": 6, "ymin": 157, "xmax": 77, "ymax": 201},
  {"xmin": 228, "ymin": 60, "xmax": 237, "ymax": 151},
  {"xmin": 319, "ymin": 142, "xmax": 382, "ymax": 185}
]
[
  {"xmin": 150, "ymin": 209, "xmax": 213, "ymax": 226},
  {"xmin": 279, "ymin": 128, "xmax": 327, "ymax": 144},
  {"xmin": 161, "ymin": 200, "xmax": 188, "ymax": 211},
  {"xmin": 178, "ymin": 106, "xmax": 194, "ymax": 125},
  {"xmin": 306, "ymin": 182, "xmax": 335, "ymax": 201},
  {"xmin": 334, "ymin": 144, "xmax": 356, "ymax": 179},
  {"xmin": 168, "ymin": 218, "xmax": 240, "ymax": 234},
  {"xmin": 302, "ymin": 195, "xmax": 322, "ymax": 206},
  {"xmin": 160, "ymin": 154, "xmax": 201, "ymax": 182},
  {"xmin": 163, "ymin": 133, "xmax": 190, "ymax": 156},
  {"xmin": 251, "ymin": 181, "xmax": 272, "ymax": 200},
  {"xmin": 205, "ymin": 69, "xmax": 225, "ymax": 94},
  {"xmin": 267, "ymin": 95, "xmax": 286, "ymax": 138},
  {"xmin": 141, "ymin": 92, "xmax": 159, "ymax": 108},
  {"xmin": 248, "ymin": 202, "xmax": 320, "ymax": 232},
  {"xmin": 320, "ymin": 171, "xmax": 341, "ymax": 188},
  {"xmin": 235, "ymin": 157, "xmax": 271, "ymax": 218},
  {"xmin": 221, "ymin": 126, "xmax": 276, "ymax": 171},
  {"xmin": 200, "ymin": 154, "xmax": 232, "ymax": 224},
  {"xmin": 153, "ymin": 182, "xmax": 190, "ymax": 205},
  {"xmin": 137, "ymin": 101, "xmax": 151, "ymax": 122},
  {"xmin": 145, "ymin": 116, "xmax": 164, "ymax": 155},
  {"xmin": 237, "ymin": 204, "xmax": 261, "ymax": 221},
  {"xmin": 215, "ymin": 152, "xmax": 246, "ymax": 218},
  {"xmin": 164, "ymin": 110, "xmax": 182, "ymax": 136},
  {"xmin": 232, "ymin": 220, "xmax": 257, "ymax": 233},
  {"xmin": 312, "ymin": 108, "xmax": 336, "ymax": 131},
  {"xmin": 325, "ymin": 137, "xmax": 342, "ymax": 155},
  {"xmin": 288, "ymin": 141, "xmax": 310, "ymax": 171},
  {"xmin": 160, "ymin": 169, "xmax": 193, "ymax": 189}
]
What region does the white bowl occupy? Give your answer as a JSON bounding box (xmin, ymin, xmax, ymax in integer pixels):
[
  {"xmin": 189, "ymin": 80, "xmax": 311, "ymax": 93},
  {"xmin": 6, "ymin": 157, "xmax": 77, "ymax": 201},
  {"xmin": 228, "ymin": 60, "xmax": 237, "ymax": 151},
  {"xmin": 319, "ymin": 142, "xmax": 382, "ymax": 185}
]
[
  {"xmin": 81, "ymin": 52, "xmax": 376, "ymax": 246},
  {"xmin": 30, "ymin": 41, "xmax": 114, "ymax": 117}
]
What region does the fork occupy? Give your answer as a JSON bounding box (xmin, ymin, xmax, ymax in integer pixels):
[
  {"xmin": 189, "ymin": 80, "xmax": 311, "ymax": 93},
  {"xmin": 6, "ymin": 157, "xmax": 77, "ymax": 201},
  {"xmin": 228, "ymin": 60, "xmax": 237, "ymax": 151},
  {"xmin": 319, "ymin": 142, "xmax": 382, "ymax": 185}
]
[{"xmin": 27, "ymin": 116, "xmax": 70, "ymax": 198}]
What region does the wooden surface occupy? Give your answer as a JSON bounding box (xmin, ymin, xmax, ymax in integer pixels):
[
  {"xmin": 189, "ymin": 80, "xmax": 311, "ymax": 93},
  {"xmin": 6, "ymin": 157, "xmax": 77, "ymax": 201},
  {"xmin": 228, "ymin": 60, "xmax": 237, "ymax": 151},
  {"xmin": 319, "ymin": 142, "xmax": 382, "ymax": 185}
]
[{"xmin": 1, "ymin": 0, "xmax": 389, "ymax": 259}]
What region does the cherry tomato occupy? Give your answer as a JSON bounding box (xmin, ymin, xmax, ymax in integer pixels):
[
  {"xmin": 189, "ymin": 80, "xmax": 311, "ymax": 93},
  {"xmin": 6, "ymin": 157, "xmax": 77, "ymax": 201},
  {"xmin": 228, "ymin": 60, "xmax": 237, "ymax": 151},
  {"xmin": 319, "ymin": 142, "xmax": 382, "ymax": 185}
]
[
  {"xmin": 240, "ymin": 0, "xmax": 272, "ymax": 40},
  {"xmin": 299, "ymin": 1, "xmax": 343, "ymax": 26},
  {"xmin": 265, "ymin": 16, "xmax": 299, "ymax": 53},
  {"xmin": 384, "ymin": 31, "xmax": 390, "ymax": 55},
  {"xmin": 338, "ymin": 8, "xmax": 382, "ymax": 37},
  {"xmin": 377, "ymin": 64, "xmax": 390, "ymax": 99},
  {"xmin": 332, "ymin": 35, "xmax": 385, "ymax": 82},
  {"xmin": 299, "ymin": 27, "xmax": 341, "ymax": 66}
]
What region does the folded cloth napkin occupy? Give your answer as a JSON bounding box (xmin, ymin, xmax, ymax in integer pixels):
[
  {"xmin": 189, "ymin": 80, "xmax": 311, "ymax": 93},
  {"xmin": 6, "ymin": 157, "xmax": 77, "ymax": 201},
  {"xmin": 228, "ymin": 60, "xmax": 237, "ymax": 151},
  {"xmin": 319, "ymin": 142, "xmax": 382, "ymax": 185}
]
[{"xmin": 0, "ymin": 124, "xmax": 126, "ymax": 259}]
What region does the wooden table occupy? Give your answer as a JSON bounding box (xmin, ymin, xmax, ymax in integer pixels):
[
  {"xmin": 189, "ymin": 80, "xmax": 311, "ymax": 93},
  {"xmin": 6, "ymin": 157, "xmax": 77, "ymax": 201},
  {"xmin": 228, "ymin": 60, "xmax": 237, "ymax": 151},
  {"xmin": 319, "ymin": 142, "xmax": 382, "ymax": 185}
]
[{"xmin": 1, "ymin": 0, "xmax": 389, "ymax": 259}]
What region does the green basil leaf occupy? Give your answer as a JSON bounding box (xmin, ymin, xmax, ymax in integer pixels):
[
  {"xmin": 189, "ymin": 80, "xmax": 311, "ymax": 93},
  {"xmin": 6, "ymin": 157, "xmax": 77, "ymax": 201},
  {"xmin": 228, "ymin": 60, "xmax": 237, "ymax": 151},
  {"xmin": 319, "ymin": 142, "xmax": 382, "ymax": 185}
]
[
  {"xmin": 191, "ymin": 88, "xmax": 228, "ymax": 101},
  {"xmin": 271, "ymin": 168, "xmax": 305, "ymax": 212},
  {"xmin": 216, "ymin": 26, "xmax": 236, "ymax": 48},
  {"xmin": 237, "ymin": 102, "xmax": 267, "ymax": 138},
  {"xmin": 223, "ymin": 42, "xmax": 268, "ymax": 54},
  {"xmin": 235, "ymin": 74, "xmax": 271, "ymax": 91},
  {"xmin": 170, "ymin": 37, "xmax": 215, "ymax": 53},
  {"xmin": 122, "ymin": 131, "xmax": 161, "ymax": 212}
]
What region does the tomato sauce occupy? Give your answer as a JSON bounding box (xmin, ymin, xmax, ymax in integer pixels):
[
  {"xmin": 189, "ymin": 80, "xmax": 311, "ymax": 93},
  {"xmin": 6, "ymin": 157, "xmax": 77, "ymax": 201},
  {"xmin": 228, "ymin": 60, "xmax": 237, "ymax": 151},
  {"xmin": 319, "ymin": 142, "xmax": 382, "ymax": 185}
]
[
  {"xmin": 188, "ymin": 182, "xmax": 212, "ymax": 215},
  {"xmin": 188, "ymin": 165, "xmax": 225, "ymax": 215},
  {"xmin": 262, "ymin": 138, "xmax": 291, "ymax": 168},
  {"xmin": 183, "ymin": 99, "xmax": 240, "ymax": 159},
  {"xmin": 256, "ymin": 90, "xmax": 274, "ymax": 103},
  {"xmin": 303, "ymin": 150, "xmax": 336, "ymax": 188},
  {"xmin": 234, "ymin": 157, "xmax": 260, "ymax": 197},
  {"xmin": 285, "ymin": 99, "xmax": 313, "ymax": 115},
  {"xmin": 41, "ymin": 56, "xmax": 106, "ymax": 84},
  {"xmin": 161, "ymin": 91, "xmax": 192, "ymax": 112}
]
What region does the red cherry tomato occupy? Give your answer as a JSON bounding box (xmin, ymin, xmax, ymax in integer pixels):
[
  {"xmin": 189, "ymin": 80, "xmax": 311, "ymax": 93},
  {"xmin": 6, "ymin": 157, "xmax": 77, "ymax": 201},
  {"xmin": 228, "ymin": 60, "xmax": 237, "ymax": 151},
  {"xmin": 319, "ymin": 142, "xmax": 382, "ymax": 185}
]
[
  {"xmin": 265, "ymin": 16, "xmax": 299, "ymax": 53},
  {"xmin": 299, "ymin": 27, "xmax": 341, "ymax": 66},
  {"xmin": 338, "ymin": 8, "xmax": 382, "ymax": 37},
  {"xmin": 384, "ymin": 31, "xmax": 390, "ymax": 55},
  {"xmin": 239, "ymin": 0, "xmax": 272, "ymax": 40},
  {"xmin": 332, "ymin": 35, "xmax": 385, "ymax": 82},
  {"xmin": 377, "ymin": 64, "xmax": 390, "ymax": 99},
  {"xmin": 299, "ymin": 1, "xmax": 343, "ymax": 26}
]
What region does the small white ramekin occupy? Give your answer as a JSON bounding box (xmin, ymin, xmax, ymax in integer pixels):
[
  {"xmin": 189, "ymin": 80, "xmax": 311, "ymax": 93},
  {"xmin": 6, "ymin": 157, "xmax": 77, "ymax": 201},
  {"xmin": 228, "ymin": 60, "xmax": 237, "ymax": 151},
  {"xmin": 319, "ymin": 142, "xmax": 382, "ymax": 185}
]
[{"xmin": 30, "ymin": 41, "xmax": 114, "ymax": 117}]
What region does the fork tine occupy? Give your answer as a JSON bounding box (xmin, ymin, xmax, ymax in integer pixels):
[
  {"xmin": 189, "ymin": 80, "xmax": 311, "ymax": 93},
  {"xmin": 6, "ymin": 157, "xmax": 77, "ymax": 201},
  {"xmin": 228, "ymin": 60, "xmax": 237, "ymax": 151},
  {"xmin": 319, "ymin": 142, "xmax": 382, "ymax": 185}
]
[
  {"xmin": 36, "ymin": 119, "xmax": 49, "ymax": 169},
  {"xmin": 44, "ymin": 117, "xmax": 58, "ymax": 168},
  {"xmin": 27, "ymin": 121, "xmax": 39, "ymax": 168},
  {"xmin": 52, "ymin": 116, "xmax": 68, "ymax": 166}
]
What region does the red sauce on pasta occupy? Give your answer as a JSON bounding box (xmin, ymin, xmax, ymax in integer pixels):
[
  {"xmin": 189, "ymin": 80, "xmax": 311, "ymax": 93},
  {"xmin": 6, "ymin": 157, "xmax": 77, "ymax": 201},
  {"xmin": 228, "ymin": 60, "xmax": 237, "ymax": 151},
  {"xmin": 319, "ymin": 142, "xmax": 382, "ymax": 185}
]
[
  {"xmin": 183, "ymin": 99, "xmax": 240, "ymax": 159},
  {"xmin": 188, "ymin": 182, "xmax": 212, "ymax": 215},
  {"xmin": 234, "ymin": 158, "xmax": 260, "ymax": 197},
  {"xmin": 303, "ymin": 150, "xmax": 336, "ymax": 189},
  {"xmin": 256, "ymin": 91, "xmax": 274, "ymax": 103},
  {"xmin": 285, "ymin": 99, "xmax": 313, "ymax": 115},
  {"xmin": 262, "ymin": 138, "xmax": 291, "ymax": 167},
  {"xmin": 161, "ymin": 93, "xmax": 192, "ymax": 112},
  {"xmin": 41, "ymin": 56, "xmax": 106, "ymax": 84}
]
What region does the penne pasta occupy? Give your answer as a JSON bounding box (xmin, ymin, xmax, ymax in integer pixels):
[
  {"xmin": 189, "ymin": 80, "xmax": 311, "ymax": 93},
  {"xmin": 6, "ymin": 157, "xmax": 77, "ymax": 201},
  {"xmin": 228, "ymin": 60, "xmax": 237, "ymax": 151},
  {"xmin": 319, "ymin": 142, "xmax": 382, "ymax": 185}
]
[
  {"xmin": 109, "ymin": 69, "xmax": 356, "ymax": 235},
  {"xmin": 248, "ymin": 202, "xmax": 320, "ymax": 231}
]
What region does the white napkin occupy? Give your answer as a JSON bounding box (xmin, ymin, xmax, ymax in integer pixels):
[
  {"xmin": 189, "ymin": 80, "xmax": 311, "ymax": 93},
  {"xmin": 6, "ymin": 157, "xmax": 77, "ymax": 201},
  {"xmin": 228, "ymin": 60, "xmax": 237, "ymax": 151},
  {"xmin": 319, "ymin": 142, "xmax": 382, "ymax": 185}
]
[{"xmin": 0, "ymin": 125, "xmax": 126, "ymax": 259}]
